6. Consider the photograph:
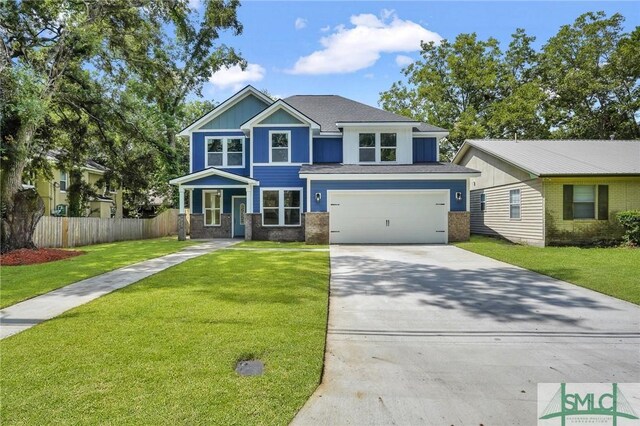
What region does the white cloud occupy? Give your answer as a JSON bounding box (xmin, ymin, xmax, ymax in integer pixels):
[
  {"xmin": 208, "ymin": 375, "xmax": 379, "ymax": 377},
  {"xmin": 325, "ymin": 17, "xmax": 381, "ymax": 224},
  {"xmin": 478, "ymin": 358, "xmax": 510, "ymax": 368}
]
[
  {"xmin": 395, "ymin": 55, "xmax": 414, "ymax": 67},
  {"xmin": 320, "ymin": 25, "xmax": 331, "ymax": 33},
  {"xmin": 208, "ymin": 63, "xmax": 266, "ymax": 91},
  {"xmin": 363, "ymin": 73, "xmax": 375, "ymax": 79},
  {"xmin": 288, "ymin": 11, "xmax": 441, "ymax": 75},
  {"xmin": 295, "ymin": 17, "xmax": 307, "ymax": 30}
]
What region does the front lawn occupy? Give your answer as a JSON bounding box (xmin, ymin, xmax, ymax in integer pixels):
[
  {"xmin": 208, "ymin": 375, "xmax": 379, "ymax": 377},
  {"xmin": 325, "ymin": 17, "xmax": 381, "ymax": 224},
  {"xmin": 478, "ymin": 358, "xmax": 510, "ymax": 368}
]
[
  {"xmin": 1, "ymin": 245, "xmax": 330, "ymax": 425},
  {"xmin": 235, "ymin": 241, "xmax": 328, "ymax": 249},
  {"xmin": 456, "ymin": 235, "xmax": 640, "ymax": 304},
  {"xmin": 0, "ymin": 237, "xmax": 198, "ymax": 308}
]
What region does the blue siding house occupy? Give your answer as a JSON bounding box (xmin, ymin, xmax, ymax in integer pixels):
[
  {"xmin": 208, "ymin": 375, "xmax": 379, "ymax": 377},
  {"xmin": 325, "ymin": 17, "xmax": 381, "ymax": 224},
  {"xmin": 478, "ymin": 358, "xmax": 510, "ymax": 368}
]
[{"xmin": 170, "ymin": 86, "xmax": 479, "ymax": 244}]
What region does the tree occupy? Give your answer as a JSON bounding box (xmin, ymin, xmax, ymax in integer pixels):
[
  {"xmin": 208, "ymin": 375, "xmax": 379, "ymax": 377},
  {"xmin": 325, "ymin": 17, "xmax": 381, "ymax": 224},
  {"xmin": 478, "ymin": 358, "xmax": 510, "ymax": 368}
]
[
  {"xmin": 538, "ymin": 12, "xmax": 640, "ymax": 139},
  {"xmin": 0, "ymin": 0, "xmax": 244, "ymax": 251},
  {"xmin": 379, "ymin": 33, "xmax": 503, "ymax": 157},
  {"xmin": 380, "ymin": 11, "xmax": 639, "ymax": 159}
]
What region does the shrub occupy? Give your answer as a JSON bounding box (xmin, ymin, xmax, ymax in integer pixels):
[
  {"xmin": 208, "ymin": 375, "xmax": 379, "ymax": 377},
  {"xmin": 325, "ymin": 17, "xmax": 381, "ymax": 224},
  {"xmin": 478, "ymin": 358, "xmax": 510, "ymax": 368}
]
[{"xmin": 617, "ymin": 210, "xmax": 640, "ymax": 246}]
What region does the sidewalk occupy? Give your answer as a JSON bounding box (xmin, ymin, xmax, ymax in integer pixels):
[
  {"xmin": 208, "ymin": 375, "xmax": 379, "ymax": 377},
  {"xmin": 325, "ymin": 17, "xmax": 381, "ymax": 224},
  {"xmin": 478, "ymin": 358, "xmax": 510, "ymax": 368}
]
[{"xmin": 0, "ymin": 240, "xmax": 236, "ymax": 340}]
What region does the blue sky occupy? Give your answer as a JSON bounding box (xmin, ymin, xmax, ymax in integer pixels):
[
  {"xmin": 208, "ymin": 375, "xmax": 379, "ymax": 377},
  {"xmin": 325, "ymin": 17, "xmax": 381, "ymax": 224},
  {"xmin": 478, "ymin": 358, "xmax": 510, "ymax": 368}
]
[{"xmin": 196, "ymin": 1, "xmax": 639, "ymax": 107}]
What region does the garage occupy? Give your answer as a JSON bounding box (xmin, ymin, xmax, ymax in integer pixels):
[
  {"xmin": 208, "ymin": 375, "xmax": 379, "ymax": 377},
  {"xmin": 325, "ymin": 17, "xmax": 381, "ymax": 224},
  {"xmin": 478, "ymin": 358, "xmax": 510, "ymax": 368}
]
[{"xmin": 328, "ymin": 190, "xmax": 449, "ymax": 244}]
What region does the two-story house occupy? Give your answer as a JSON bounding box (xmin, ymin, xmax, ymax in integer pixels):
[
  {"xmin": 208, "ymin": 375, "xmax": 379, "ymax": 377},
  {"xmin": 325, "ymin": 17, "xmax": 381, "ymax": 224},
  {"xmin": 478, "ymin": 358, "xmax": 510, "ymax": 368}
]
[
  {"xmin": 28, "ymin": 151, "xmax": 123, "ymax": 219},
  {"xmin": 170, "ymin": 86, "xmax": 479, "ymax": 244}
]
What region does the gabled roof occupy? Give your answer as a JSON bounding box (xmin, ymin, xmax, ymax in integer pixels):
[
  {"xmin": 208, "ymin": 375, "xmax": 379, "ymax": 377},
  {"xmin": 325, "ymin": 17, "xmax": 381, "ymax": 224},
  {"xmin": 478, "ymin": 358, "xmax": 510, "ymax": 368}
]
[
  {"xmin": 240, "ymin": 99, "xmax": 320, "ymax": 130},
  {"xmin": 284, "ymin": 95, "xmax": 448, "ymax": 133},
  {"xmin": 169, "ymin": 167, "xmax": 258, "ymax": 186},
  {"xmin": 453, "ymin": 139, "xmax": 640, "ymax": 176},
  {"xmin": 46, "ymin": 150, "xmax": 108, "ymax": 174},
  {"xmin": 178, "ymin": 85, "xmax": 273, "ymax": 136}
]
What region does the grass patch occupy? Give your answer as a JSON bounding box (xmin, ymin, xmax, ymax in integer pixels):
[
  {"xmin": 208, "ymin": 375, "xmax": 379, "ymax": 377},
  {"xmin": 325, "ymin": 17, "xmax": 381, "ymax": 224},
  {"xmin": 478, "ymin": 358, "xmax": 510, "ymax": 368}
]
[
  {"xmin": 235, "ymin": 241, "xmax": 327, "ymax": 249},
  {"xmin": 456, "ymin": 235, "xmax": 640, "ymax": 304},
  {"xmin": 0, "ymin": 237, "xmax": 198, "ymax": 308},
  {"xmin": 1, "ymin": 247, "xmax": 330, "ymax": 425}
]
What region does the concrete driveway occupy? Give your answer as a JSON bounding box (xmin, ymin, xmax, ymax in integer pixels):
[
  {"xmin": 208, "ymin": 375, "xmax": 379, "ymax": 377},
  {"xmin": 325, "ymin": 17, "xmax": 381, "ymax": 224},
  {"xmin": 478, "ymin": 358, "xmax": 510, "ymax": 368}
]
[{"xmin": 292, "ymin": 245, "xmax": 640, "ymax": 425}]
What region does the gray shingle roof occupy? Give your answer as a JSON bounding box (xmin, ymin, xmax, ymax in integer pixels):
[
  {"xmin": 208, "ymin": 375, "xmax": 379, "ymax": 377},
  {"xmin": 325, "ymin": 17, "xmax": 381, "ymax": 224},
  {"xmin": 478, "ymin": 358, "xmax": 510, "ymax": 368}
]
[
  {"xmin": 459, "ymin": 139, "xmax": 640, "ymax": 176},
  {"xmin": 300, "ymin": 163, "xmax": 479, "ymax": 175},
  {"xmin": 284, "ymin": 95, "xmax": 447, "ymax": 133}
]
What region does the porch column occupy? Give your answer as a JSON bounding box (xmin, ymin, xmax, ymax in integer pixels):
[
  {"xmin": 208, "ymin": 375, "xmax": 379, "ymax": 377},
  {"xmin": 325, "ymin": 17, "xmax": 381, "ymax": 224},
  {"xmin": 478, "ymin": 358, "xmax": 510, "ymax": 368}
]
[
  {"xmin": 178, "ymin": 186, "xmax": 186, "ymax": 241},
  {"xmin": 246, "ymin": 185, "xmax": 253, "ymax": 214}
]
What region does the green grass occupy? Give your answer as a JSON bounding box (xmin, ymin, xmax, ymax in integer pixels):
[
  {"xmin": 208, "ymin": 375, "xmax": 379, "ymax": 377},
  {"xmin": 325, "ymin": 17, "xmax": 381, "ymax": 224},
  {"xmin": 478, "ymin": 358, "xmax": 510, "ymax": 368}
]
[
  {"xmin": 1, "ymin": 247, "xmax": 330, "ymax": 425},
  {"xmin": 456, "ymin": 235, "xmax": 640, "ymax": 304},
  {"xmin": 0, "ymin": 237, "xmax": 198, "ymax": 308},
  {"xmin": 235, "ymin": 241, "xmax": 328, "ymax": 249}
]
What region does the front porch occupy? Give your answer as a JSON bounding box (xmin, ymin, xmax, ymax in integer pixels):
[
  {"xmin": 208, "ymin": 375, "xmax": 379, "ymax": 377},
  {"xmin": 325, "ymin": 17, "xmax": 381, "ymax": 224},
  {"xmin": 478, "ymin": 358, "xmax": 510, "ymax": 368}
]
[{"xmin": 170, "ymin": 168, "xmax": 258, "ymax": 241}]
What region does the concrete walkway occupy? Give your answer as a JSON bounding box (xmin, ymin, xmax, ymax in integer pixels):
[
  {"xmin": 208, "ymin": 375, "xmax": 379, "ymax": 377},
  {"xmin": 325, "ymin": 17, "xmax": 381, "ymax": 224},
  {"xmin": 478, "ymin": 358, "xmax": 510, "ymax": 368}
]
[
  {"xmin": 0, "ymin": 240, "xmax": 236, "ymax": 340},
  {"xmin": 292, "ymin": 245, "xmax": 640, "ymax": 425}
]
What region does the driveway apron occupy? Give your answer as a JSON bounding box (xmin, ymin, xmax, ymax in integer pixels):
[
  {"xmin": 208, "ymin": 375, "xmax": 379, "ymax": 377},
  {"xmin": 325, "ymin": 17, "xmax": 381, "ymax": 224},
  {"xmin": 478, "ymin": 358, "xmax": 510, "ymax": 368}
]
[{"xmin": 292, "ymin": 245, "xmax": 640, "ymax": 425}]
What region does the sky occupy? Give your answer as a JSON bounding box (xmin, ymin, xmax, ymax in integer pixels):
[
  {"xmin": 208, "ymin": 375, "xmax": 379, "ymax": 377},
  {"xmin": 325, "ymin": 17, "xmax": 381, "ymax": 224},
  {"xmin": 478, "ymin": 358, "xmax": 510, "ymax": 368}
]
[{"xmin": 193, "ymin": 1, "xmax": 639, "ymax": 107}]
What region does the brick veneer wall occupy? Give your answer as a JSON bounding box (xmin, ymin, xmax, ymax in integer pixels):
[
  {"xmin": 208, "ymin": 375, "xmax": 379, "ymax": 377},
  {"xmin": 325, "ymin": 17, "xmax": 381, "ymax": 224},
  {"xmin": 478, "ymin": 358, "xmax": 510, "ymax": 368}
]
[
  {"xmin": 448, "ymin": 211, "xmax": 470, "ymax": 242},
  {"xmin": 304, "ymin": 212, "xmax": 329, "ymax": 244},
  {"xmin": 190, "ymin": 213, "xmax": 231, "ymax": 239},
  {"xmin": 245, "ymin": 213, "xmax": 305, "ymax": 242}
]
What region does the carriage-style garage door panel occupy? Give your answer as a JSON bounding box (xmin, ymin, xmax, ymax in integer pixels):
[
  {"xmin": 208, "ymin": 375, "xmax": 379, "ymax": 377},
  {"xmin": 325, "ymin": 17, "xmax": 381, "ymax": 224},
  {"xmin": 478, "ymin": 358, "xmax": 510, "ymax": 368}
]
[{"xmin": 329, "ymin": 191, "xmax": 448, "ymax": 244}]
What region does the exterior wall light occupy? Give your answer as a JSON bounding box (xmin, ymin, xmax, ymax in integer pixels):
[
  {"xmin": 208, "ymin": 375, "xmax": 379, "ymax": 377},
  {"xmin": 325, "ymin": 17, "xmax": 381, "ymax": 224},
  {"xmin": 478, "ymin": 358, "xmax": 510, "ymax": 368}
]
[
  {"xmin": 315, "ymin": 192, "xmax": 322, "ymax": 202},
  {"xmin": 455, "ymin": 192, "xmax": 463, "ymax": 201}
]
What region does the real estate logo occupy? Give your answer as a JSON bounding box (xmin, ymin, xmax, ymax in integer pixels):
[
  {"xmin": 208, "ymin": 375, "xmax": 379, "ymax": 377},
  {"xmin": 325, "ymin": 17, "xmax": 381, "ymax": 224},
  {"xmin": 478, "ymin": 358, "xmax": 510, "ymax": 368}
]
[{"xmin": 538, "ymin": 383, "xmax": 640, "ymax": 426}]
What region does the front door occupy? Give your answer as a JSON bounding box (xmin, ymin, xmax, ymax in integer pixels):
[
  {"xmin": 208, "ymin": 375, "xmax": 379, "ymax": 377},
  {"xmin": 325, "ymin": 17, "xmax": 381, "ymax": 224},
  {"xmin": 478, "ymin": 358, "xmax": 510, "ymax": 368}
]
[{"xmin": 232, "ymin": 196, "xmax": 247, "ymax": 238}]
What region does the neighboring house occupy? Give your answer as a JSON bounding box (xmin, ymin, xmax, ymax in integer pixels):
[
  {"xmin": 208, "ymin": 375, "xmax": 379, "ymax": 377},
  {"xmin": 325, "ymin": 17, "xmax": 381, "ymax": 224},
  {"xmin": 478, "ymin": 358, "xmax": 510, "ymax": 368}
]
[
  {"xmin": 453, "ymin": 139, "xmax": 640, "ymax": 246},
  {"xmin": 170, "ymin": 85, "xmax": 479, "ymax": 244},
  {"xmin": 30, "ymin": 151, "xmax": 123, "ymax": 219}
]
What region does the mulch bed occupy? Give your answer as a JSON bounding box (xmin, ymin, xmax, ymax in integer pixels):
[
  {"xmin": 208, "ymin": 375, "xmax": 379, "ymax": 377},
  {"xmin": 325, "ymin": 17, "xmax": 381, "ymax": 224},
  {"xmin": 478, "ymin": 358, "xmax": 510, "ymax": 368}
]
[{"xmin": 0, "ymin": 248, "xmax": 85, "ymax": 266}]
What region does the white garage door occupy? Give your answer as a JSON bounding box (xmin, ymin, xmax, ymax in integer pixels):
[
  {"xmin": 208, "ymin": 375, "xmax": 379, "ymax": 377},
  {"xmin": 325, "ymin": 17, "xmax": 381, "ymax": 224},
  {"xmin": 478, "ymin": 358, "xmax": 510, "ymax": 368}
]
[{"xmin": 328, "ymin": 190, "xmax": 448, "ymax": 244}]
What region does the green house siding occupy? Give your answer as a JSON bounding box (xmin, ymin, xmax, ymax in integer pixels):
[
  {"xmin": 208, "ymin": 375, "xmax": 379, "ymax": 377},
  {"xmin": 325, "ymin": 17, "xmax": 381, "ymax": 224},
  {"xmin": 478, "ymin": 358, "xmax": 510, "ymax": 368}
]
[
  {"xmin": 200, "ymin": 94, "xmax": 270, "ymax": 130},
  {"xmin": 544, "ymin": 176, "xmax": 640, "ymax": 244}
]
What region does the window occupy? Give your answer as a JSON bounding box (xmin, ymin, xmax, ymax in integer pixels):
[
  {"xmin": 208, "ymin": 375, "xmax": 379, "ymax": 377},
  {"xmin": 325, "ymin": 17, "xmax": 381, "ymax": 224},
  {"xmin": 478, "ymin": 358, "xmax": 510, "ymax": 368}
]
[
  {"xmin": 206, "ymin": 137, "xmax": 244, "ymax": 167},
  {"xmin": 480, "ymin": 193, "xmax": 486, "ymax": 212},
  {"xmin": 262, "ymin": 189, "xmax": 302, "ymax": 226},
  {"xmin": 380, "ymin": 133, "xmax": 397, "ymax": 162},
  {"xmin": 203, "ymin": 190, "xmax": 222, "ymax": 226},
  {"xmin": 270, "ymin": 131, "xmax": 290, "ymax": 163},
  {"xmin": 358, "ymin": 132, "xmax": 398, "ymax": 163},
  {"xmin": 509, "ymin": 189, "xmax": 521, "ymax": 219},
  {"xmin": 59, "ymin": 171, "xmax": 67, "ymax": 192},
  {"xmin": 573, "ymin": 185, "xmax": 595, "ymax": 219},
  {"xmin": 359, "ymin": 133, "xmax": 376, "ymax": 162}
]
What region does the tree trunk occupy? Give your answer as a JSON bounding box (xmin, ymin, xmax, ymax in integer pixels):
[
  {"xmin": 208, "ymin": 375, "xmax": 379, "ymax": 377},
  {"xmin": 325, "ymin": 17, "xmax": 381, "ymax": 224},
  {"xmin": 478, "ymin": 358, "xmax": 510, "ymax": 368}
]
[
  {"xmin": 0, "ymin": 123, "xmax": 44, "ymax": 253},
  {"xmin": 1, "ymin": 189, "xmax": 45, "ymax": 253}
]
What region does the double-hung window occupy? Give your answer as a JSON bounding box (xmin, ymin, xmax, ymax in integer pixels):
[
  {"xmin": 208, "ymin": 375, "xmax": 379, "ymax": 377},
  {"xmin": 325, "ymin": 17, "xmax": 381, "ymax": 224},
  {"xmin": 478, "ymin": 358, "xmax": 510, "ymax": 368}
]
[
  {"xmin": 358, "ymin": 133, "xmax": 376, "ymax": 162},
  {"xmin": 573, "ymin": 185, "xmax": 596, "ymax": 219},
  {"xmin": 203, "ymin": 190, "xmax": 222, "ymax": 226},
  {"xmin": 358, "ymin": 132, "xmax": 397, "ymax": 163},
  {"xmin": 270, "ymin": 131, "xmax": 290, "ymax": 163},
  {"xmin": 380, "ymin": 133, "xmax": 397, "ymax": 162},
  {"xmin": 59, "ymin": 171, "xmax": 68, "ymax": 192},
  {"xmin": 206, "ymin": 137, "xmax": 244, "ymax": 167},
  {"xmin": 262, "ymin": 189, "xmax": 302, "ymax": 226},
  {"xmin": 480, "ymin": 193, "xmax": 486, "ymax": 212},
  {"xmin": 509, "ymin": 189, "xmax": 521, "ymax": 219}
]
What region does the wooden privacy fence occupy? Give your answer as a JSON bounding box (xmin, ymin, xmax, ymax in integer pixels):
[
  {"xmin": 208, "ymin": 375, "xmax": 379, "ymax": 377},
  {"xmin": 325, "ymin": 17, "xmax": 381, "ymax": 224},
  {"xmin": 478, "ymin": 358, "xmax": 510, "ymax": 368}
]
[{"xmin": 33, "ymin": 209, "xmax": 180, "ymax": 248}]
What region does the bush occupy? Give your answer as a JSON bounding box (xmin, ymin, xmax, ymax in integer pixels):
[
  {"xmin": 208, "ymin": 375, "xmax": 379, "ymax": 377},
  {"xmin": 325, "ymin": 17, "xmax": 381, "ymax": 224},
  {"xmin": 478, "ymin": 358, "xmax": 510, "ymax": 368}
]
[{"xmin": 617, "ymin": 210, "xmax": 640, "ymax": 246}]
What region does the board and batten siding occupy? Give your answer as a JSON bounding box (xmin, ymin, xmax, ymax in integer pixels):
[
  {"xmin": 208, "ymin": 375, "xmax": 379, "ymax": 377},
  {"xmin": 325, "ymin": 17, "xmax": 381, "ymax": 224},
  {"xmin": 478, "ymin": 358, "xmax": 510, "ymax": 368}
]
[{"xmin": 470, "ymin": 179, "xmax": 545, "ymax": 246}]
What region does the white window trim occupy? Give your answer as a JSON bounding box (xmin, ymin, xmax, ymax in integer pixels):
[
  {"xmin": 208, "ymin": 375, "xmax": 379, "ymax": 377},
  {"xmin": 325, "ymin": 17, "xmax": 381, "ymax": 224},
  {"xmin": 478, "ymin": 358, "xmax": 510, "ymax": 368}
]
[
  {"xmin": 358, "ymin": 132, "xmax": 398, "ymax": 164},
  {"xmin": 268, "ymin": 130, "xmax": 292, "ymax": 164},
  {"xmin": 205, "ymin": 136, "xmax": 245, "ymax": 169},
  {"xmin": 480, "ymin": 193, "xmax": 486, "ymax": 212},
  {"xmin": 59, "ymin": 170, "xmax": 68, "ymax": 192},
  {"xmin": 260, "ymin": 187, "xmax": 303, "ymax": 227},
  {"xmin": 203, "ymin": 189, "xmax": 223, "ymax": 227},
  {"xmin": 509, "ymin": 189, "xmax": 521, "ymax": 220}
]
